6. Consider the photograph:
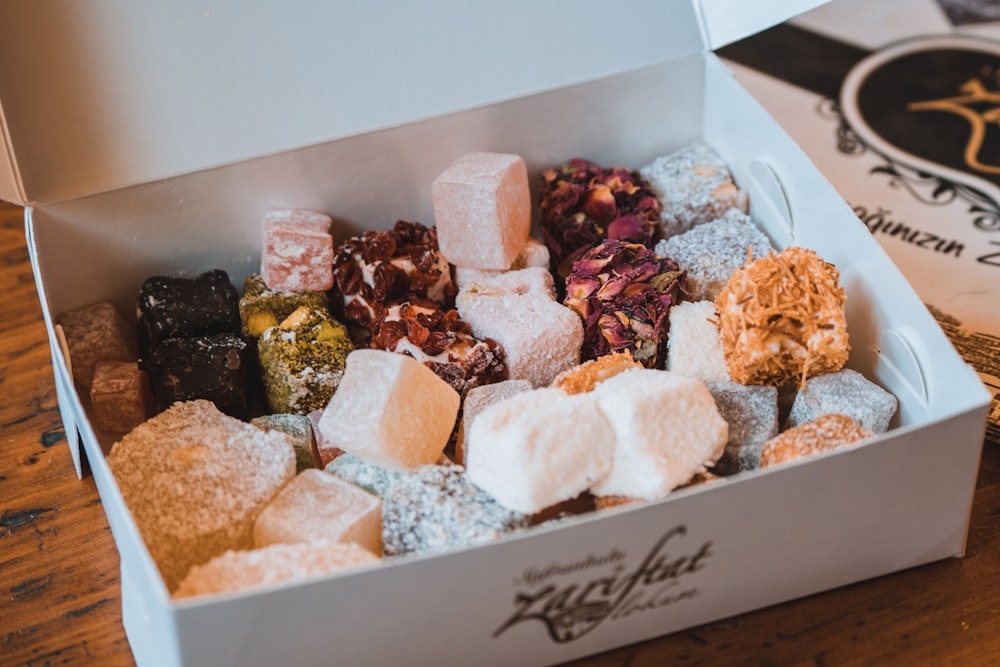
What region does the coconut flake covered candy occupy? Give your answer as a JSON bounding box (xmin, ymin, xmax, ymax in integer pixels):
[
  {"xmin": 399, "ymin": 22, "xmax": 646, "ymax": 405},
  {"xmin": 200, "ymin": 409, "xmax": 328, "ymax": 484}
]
[
  {"xmin": 332, "ymin": 220, "xmax": 455, "ymax": 328},
  {"xmin": 715, "ymin": 246, "xmax": 850, "ymax": 386},
  {"xmin": 787, "ymin": 368, "xmax": 898, "ymax": 433},
  {"xmin": 654, "ymin": 209, "xmax": 773, "ymax": 301},
  {"xmin": 432, "ymin": 152, "xmax": 531, "ymax": 270},
  {"xmin": 563, "ymin": 239, "xmax": 685, "ymax": 369},
  {"xmin": 539, "ymin": 159, "xmax": 661, "ymax": 279},
  {"xmin": 173, "ymin": 541, "xmax": 378, "ymax": 599},
  {"xmin": 589, "ymin": 369, "xmax": 727, "ymax": 500},
  {"xmin": 759, "ymin": 413, "xmax": 874, "ymax": 468},
  {"xmin": 368, "ymin": 300, "xmax": 507, "ymax": 395},
  {"xmin": 706, "ymin": 381, "xmax": 779, "ymax": 474},
  {"xmin": 465, "ymin": 387, "xmax": 614, "ymax": 513},
  {"xmin": 454, "ymin": 237, "xmax": 550, "ymax": 289},
  {"xmin": 457, "ymin": 274, "xmax": 583, "ymax": 387},
  {"xmin": 382, "ymin": 465, "xmax": 529, "ymax": 557},
  {"xmin": 253, "ymin": 469, "xmax": 382, "ymax": 555},
  {"xmin": 317, "ymin": 349, "xmax": 460, "ymax": 471},
  {"xmin": 261, "ymin": 208, "xmax": 334, "ymax": 292},
  {"xmin": 640, "ymin": 140, "xmax": 750, "ymax": 239},
  {"xmin": 666, "ymin": 300, "xmax": 730, "ymax": 383},
  {"xmin": 107, "ymin": 400, "xmax": 295, "ymax": 592},
  {"xmin": 325, "ymin": 453, "xmax": 404, "ymax": 497}
]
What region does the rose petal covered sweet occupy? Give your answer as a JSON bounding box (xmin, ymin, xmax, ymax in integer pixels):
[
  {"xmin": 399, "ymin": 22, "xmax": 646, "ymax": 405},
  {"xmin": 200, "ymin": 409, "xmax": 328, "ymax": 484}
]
[
  {"xmin": 539, "ymin": 159, "xmax": 661, "ymax": 280},
  {"xmin": 564, "ymin": 239, "xmax": 685, "ymax": 368}
]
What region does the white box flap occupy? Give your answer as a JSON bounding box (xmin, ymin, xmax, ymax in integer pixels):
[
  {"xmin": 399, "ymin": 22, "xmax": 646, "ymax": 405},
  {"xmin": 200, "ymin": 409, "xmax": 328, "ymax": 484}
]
[
  {"xmin": 698, "ymin": 0, "xmax": 827, "ymax": 50},
  {"xmin": 0, "ymin": 0, "xmax": 824, "ymax": 206}
]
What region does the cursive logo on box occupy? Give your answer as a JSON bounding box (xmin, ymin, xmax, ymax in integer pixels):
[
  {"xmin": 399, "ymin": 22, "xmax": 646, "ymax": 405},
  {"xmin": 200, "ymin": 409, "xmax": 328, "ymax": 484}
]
[{"xmin": 493, "ymin": 525, "xmax": 712, "ymax": 643}]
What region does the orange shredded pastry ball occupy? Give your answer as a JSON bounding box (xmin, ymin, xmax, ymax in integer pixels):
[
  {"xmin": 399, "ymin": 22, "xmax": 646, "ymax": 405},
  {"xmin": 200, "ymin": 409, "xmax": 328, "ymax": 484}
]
[{"xmin": 714, "ymin": 247, "xmax": 849, "ymax": 386}]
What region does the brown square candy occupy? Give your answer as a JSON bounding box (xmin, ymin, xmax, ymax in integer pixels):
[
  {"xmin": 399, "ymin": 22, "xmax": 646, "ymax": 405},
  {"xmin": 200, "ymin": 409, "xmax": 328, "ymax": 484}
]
[
  {"xmin": 90, "ymin": 361, "xmax": 155, "ymax": 433},
  {"xmin": 137, "ymin": 269, "xmax": 240, "ymax": 358}
]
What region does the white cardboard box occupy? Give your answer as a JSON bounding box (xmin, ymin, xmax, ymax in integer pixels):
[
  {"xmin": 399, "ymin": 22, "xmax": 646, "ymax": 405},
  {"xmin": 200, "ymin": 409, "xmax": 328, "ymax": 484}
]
[{"xmin": 1, "ymin": 2, "xmax": 991, "ymax": 666}]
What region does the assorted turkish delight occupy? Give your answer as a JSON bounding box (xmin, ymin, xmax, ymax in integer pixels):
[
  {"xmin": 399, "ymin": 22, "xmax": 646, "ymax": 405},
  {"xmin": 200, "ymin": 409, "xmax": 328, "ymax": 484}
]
[{"xmin": 78, "ymin": 141, "xmax": 901, "ymax": 598}]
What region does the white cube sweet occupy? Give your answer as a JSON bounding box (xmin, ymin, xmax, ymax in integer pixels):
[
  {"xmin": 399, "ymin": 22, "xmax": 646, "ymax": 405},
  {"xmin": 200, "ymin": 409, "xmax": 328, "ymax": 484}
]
[
  {"xmin": 465, "ymin": 388, "xmax": 614, "ymax": 513},
  {"xmin": 666, "ymin": 300, "xmax": 731, "ymax": 383},
  {"xmin": 317, "ymin": 350, "xmax": 460, "ymax": 471}
]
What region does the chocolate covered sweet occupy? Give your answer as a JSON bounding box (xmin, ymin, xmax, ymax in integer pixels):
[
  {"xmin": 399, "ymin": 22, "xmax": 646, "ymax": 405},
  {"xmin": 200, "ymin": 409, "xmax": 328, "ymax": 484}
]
[{"xmin": 137, "ymin": 269, "xmax": 240, "ymax": 359}]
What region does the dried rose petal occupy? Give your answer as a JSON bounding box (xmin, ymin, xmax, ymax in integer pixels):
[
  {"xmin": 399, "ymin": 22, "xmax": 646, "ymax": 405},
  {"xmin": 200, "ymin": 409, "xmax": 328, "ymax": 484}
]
[
  {"xmin": 564, "ymin": 239, "xmax": 685, "ymax": 368},
  {"xmin": 540, "ymin": 159, "xmax": 661, "ymax": 283}
]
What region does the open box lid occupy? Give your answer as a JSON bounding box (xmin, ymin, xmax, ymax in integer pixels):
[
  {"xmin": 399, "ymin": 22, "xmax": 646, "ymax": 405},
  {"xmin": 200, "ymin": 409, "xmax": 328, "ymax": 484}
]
[{"xmin": 0, "ymin": 0, "xmax": 824, "ymax": 207}]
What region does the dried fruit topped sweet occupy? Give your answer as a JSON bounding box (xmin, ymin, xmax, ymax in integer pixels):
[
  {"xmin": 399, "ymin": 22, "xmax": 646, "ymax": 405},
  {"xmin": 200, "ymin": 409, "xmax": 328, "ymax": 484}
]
[
  {"xmin": 563, "ymin": 239, "xmax": 685, "ymax": 368},
  {"xmin": 539, "ymin": 159, "xmax": 661, "ymax": 280},
  {"xmin": 332, "ymin": 220, "xmax": 457, "ymax": 328}
]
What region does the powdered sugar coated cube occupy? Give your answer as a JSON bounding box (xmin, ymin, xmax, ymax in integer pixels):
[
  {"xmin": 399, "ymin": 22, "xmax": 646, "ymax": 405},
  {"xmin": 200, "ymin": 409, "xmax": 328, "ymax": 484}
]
[
  {"xmin": 457, "ymin": 281, "xmax": 582, "ymax": 387},
  {"xmin": 261, "ymin": 209, "xmax": 334, "ymax": 291},
  {"xmin": 253, "ymin": 469, "xmax": 382, "ymax": 555},
  {"xmin": 589, "ymin": 369, "xmax": 727, "ymax": 500},
  {"xmin": 455, "ymin": 379, "xmax": 533, "ymax": 464},
  {"xmin": 666, "ymin": 300, "xmax": 730, "ymax": 383},
  {"xmin": 317, "ymin": 350, "xmax": 460, "ymax": 471},
  {"xmin": 466, "ymin": 388, "xmax": 614, "ymax": 513},
  {"xmin": 454, "ymin": 237, "xmax": 550, "ymax": 288},
  {"xmin": 432, "ymin": 152, "xmax": 531, "ymax": 270}
]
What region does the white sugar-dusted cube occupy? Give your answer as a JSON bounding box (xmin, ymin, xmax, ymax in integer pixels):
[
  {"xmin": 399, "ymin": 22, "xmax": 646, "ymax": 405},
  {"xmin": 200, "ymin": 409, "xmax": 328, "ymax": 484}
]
[
  {"xmin": 253, "ymin": 469, "xmax": 382, "ymax": 555},
  {"xmin": 457, "ymin": 266, "xmax": 555, "ymax": 300},
  {"xmin": 317, "ymin": 350, "xmax": 460, "ymax": 471},
  {"xmin": 706, "ymin": 381, "xmax": 778, "ymax": 474},
  {"xmin": 455, "ymin": 379, "xmax": 533, "ymax": 465},
  {"xmin": 454, "ymin": 238, "xmax": 550, "ymax": 288},
  {"xmin": 590, "ymin": 369, "xmax": 727, "ymax": 500},
  {"xmin": 787, "ymin": 369, "xmax": 898, "ymax": 433},
  {"xmin": 655, "ymin": 210, "xmax": 773, "ymax": 301},
  {"xmin": 432, "ymin": 152, "xmax": 531, "ymax": 270},
  {"xmin": 640, "ymin": 141, "xmax": 749, "ymax": 239},
  {"xmin": 466, "ymin": 388, "xmax": 614, "ymax": 513},
  {"xmin": 666, "ymin": 300, "xmax": 730, "ymax": 383},
  {"xmin": 457, "ymin": 285, "xmax": 582, "ymax": 387}
]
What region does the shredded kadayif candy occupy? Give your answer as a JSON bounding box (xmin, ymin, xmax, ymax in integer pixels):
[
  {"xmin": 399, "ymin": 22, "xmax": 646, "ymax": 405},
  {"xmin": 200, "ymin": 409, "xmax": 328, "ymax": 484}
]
[{"xmin": 714, "ymin": 246, "xmax": 849, "ymax": 387}]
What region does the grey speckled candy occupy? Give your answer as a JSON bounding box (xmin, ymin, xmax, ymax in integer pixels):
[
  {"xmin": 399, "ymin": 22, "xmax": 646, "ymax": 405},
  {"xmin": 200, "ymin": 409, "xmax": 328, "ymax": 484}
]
[
  {"xmin": 325, "ymin": 453, "xmax": 403, "ymax": 497},
  {"xmin": 707, "ymin": 381, "xmax": 779, "ymax": 475},
  {"xmin": 381, "ymin": 465, "xmax": 528, "ymax": 558},
  {"xmin": 787, "ymin": 369, "xmax": 897, "ymax": 434}
]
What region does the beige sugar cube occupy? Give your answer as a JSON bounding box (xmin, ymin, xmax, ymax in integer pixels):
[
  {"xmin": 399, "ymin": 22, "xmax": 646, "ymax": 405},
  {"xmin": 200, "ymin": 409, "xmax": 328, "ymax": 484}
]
[
  {"xmin": 107, "ymin": 400, "xmax": 295, "ymax": 592},
  {"xmin": 89, "ymin": 361, "xmax": 154, "ymax": 433},
  {"xmin": 666, "ymin": 300, "xmax": 731, "ymax": 383},
  {"xmin": 173, "ymin": 540, "xmax": 378, "ymax": 599},
  {"xmin": 57, "ymin": 301, "xmax": 134, "ymax": 392},
  {"xmin": 465, "ymin": 388, "xmax": 614, "ymax": 513},
  {"xmin": 589, "ymin": 369, "xmax": 727, "ymax": 500},
  {"xmin": 254, "ymin": 469, "xmax": 382, "ymax": 555},
  {"xmin": 432, "ymin": 152, "xmax": 531, "ymax": 270},
  {"xmin": 317, "ymin": 350, "xmax": 460, "ymax": 471}
]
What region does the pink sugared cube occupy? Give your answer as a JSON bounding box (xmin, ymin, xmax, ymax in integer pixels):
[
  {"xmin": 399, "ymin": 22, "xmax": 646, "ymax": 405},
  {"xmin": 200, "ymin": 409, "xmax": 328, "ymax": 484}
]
[
  {"xmin": 316, "ymin": 350, "xmax": 460, "ymax": 471},
  {"xmin": 261, "ymin": 209, "xmax": 334, "ymax": 292},
  {"xmin": 432, "ymin": 152, "xmax": 530, "ymax": 270}
]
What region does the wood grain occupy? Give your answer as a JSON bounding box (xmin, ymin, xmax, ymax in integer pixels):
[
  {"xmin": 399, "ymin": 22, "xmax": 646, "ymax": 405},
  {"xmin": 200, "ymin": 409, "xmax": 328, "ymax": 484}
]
[{"xmin": 1, "ymin": 198, "xmax": 997, "ymax": 666}]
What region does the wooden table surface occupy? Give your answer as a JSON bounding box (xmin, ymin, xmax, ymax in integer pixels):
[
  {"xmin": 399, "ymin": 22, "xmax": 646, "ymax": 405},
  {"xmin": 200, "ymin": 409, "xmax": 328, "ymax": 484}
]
[{"xmin": 1, "ymin": 197, "xmax": 998, "ymax": 666}]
